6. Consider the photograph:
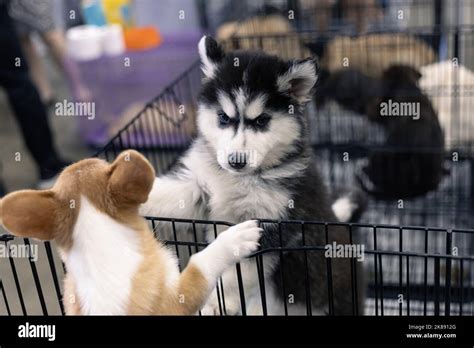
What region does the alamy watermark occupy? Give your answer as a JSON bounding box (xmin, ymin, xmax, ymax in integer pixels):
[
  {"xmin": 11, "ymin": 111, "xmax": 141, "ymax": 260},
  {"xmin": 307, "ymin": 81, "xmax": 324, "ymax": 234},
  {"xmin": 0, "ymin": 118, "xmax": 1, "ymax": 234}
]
[
  {"xmin": 380, "ymin": 99, "xmax": 420, "ymax": 120},
  {"xmin": 55, "ymin": 99, "xmax": 95, "ymax": 120},
  {"xmin": 218, "ymin": 149, "xmax": 259, "ymax": 167},
  {"xmin": 324, "ymin": 241, "xmax": 365, "ymax": 262},
  {"xmin": 18, "ymin": 322, "xmax": 55, "ymax": 341},
  {"xmin": 0, "ymin": 243, "xmax": 38, "ymax": 262}
]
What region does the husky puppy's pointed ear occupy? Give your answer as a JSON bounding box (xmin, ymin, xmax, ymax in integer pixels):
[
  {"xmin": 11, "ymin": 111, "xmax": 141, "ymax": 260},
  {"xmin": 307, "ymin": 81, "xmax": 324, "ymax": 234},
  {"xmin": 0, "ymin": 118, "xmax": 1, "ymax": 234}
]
[
  {"xmin": 198, "ymin": 36, "xmax": 225, "ymax": 79},
  {"xmin": 277, "ymin": 57, "xmax": 319, "ymax": 103}
]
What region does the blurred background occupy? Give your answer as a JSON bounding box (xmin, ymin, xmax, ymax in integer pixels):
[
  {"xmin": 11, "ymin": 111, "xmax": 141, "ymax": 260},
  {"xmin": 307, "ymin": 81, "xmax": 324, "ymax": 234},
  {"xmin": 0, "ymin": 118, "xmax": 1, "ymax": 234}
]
[{"xmin": 1, "ymin": 0, "xmax": 473, "ymax": 192}]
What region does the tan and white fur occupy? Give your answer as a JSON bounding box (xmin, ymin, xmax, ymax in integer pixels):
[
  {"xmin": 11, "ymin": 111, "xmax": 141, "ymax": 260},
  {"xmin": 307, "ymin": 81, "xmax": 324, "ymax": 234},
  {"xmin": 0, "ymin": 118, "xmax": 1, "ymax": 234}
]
[{"xmin": 0, "ymin": 150, "xmax": 261, "ymax": 315}]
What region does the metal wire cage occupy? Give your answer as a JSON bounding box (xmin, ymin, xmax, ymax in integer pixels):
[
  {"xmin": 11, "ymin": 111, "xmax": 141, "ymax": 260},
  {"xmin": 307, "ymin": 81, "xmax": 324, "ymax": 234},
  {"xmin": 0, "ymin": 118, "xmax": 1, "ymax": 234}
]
[{"xmin": 1, "ymin": 219, "xmax": 473, "ymax": 315}]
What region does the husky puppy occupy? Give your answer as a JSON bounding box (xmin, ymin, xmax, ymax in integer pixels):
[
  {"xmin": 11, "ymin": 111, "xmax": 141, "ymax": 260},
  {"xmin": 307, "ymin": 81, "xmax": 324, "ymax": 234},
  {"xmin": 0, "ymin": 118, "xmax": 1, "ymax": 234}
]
[{"xmin": 141, "ymin": 36, "xmax": 365, "ymax": 315}]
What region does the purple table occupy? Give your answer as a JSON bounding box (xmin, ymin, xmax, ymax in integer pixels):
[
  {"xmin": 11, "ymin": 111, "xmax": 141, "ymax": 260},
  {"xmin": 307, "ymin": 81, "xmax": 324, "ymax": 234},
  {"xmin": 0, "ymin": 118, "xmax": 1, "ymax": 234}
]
[{"xmin": 68, "ymin": 31, "xmax": 201, "ymax": 147}]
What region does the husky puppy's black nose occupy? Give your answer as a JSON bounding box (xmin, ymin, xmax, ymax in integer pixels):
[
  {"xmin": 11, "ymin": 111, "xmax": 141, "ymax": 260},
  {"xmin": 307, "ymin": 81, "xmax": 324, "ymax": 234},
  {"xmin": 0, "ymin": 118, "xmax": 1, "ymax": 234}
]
[{"xmin": 228, "ymin": 153, "xmax": 247, "ymax": 170}]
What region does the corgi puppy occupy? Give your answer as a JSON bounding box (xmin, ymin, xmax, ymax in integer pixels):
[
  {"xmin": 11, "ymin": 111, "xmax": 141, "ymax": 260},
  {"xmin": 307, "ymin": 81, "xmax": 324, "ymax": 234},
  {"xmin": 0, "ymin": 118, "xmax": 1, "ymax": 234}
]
[{"xmin": 0, "ymin": 150, "xmax": 261, "ymax": 315}]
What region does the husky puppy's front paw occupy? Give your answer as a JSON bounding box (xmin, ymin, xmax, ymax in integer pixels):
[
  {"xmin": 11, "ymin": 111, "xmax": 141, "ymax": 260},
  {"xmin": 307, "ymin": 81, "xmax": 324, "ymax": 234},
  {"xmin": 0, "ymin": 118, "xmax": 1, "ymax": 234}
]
[
  {"xmin": 193, "ymin": 220, "xmax": 261, "ymax": 316},
  {"xmin": 216, "ymin": 220, "xmax": 262, "ymax": 263}
]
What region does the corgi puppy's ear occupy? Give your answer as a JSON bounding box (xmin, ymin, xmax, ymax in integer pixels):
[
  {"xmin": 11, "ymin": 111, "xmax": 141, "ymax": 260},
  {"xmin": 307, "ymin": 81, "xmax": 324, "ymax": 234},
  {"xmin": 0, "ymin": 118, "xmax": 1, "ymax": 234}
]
[
  {"xmin": 198, "ymin": 35, "xmax": 225, "ymax": 79},
  {"xmin": 277, "ymin": 57, "xmax": 319, "ymax": 104},
  {"xmin": 0, "ymin": 190, "xmax": 59, "ymax": 240},
  {"xmin": 108, "ymin": 150, "xmax": 155, "ymax": 207}
]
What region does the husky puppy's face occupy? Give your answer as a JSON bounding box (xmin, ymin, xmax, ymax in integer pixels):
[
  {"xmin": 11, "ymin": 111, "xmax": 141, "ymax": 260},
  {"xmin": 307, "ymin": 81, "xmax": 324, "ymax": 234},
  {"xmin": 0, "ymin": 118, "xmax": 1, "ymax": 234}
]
[{"xmin": 197, "ymin": 36, "xmax": 318, "ymax": 175}]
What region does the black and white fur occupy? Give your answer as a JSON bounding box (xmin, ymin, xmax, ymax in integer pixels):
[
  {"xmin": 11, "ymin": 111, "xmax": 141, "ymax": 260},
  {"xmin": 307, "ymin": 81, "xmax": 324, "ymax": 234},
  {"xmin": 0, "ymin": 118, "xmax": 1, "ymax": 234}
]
[
  {"xmin": 316, "ymin": 66, "xmax": 448, "ymax": 199},
  {"xmin": 140, "ymin": 36, "xmax": 365, "ymax": 315}
]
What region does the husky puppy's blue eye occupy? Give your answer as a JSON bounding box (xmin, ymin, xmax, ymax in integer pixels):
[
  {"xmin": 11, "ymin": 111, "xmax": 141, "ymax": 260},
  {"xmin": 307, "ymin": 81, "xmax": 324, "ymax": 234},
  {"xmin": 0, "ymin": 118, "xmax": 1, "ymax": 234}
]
[
  {"xmin": 255, "ymin": 114, "xmax": 271, "ymax": 128},
  {"xmin": 218, "ymin": 111, "xmax": 231, "ymax": 126}
]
